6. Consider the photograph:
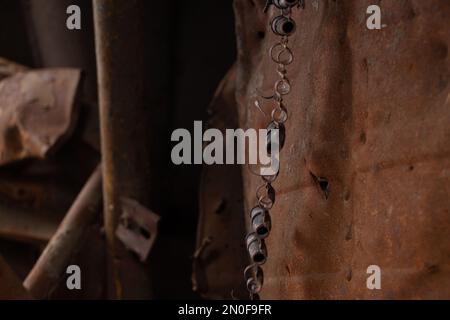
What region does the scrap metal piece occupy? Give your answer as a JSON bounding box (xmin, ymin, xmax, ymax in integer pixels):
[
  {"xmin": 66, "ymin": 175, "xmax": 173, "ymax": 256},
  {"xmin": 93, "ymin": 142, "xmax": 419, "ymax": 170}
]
[
  {"xmin": 116, "ymin": 197, "xmax": 160, "ymax": 262},
  {"xmin": 0, "ymin": 68, "xmax": 81, "ymax": 166},
  {"xmin": 24, "ymin": 165, "xmax": 102, "ymax": 299},
  {"xmin": 93, "ymin": 0, "xmax": 156, "ymax": 299},
  {"xmin": 0, "ymin": 173, "xmax": 76, "ymax": 244}
]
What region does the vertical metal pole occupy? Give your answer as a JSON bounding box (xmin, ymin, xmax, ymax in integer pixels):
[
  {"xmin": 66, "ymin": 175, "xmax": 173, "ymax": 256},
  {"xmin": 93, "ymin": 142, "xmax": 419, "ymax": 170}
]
[{"xmin": 93, "ymin": 0, "xmax": 153, "ymax": 299}]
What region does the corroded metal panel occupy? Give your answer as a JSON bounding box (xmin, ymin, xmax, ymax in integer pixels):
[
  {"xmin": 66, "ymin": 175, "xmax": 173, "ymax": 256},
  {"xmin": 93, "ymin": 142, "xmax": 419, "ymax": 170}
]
[
  {"xmin": 234, "ymin": 0, "xmax": 450, "ymax": 299},
  {"xmin": 195, "ymin": 66, "xmax": 248, "ymax": 299}
]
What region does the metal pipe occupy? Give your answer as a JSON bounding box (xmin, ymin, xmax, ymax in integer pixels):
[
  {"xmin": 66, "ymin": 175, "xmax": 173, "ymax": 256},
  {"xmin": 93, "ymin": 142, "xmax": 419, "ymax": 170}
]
[
  {"xmin": 0, "ymin": 205, "xmax": 58, "ymax": 244},
  {"xmin": 93, "ymin": 0, "xmax": 153, "ymax": 299},
  {"xmin": 23, "ymin": 165, "xmax": 102, "ymax": 299}
]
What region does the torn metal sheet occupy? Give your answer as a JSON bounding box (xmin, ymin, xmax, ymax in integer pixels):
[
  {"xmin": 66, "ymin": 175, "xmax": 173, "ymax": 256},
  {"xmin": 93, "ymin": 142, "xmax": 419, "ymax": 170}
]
[
  {"xmin": 116, "ymin": 197, "xmax": 160, "ymax": 262},
  {"xmin": 0, "ymin": 68, "xmax": 81, "ymax": 166}
]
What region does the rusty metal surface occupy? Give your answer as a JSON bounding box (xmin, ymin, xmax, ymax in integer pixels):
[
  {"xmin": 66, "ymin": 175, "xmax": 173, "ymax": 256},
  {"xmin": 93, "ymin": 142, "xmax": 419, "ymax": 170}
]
[
  {"xmin": 0, "ymin": 205, "xmax": 58, "ymax": 244},
  {"xmin": 0, "ymin": 173, "xmax": 76, "ymax": 213},
  {"xmin": 22, "ymin": 0, "xmax": 101, "ymax": 150},
  {"xmin": 93, "ymin": 0, "xmax": 154, "ymax": 299},
  {"xmin": 0, "ymin": 154, "xmax": 96, "ymax": 244},
  {"xmin": 23, "ymin": 165, "xmax": 102, "ymax": 299},
  {"xmin": 194, "ymin": 65, "xmax": 248, "ymax": 299},
  {"xmin": 233, "ymin": 0, "xmax": 450, "ymax": 299},
  {"xmin": 0, "ymin": 69, "xmax": 81, "ymax": 165}
]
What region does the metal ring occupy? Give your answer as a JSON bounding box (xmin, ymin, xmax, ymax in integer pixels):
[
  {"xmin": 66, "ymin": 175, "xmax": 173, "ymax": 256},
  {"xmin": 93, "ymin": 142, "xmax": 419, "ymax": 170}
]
[
  {"xmin": 256, "ymin": 183, "xmax": 275, "ymax": 209},
  {"xmin": 275, "ymin": 79, "xmax": 291, "ymax": 96},
  {"xmin": 277, "ymin": 46, "xmax": 294, "ymax": 65},
  {"xmin": 258, "ymin": 196, "xmax": 273, "ymax": 209},
  {"xmin": 244, "ymin": 264, "xmax": 264, "ymax": 294},
  {"xmin": 271, "ymin": 104, "xmax": 288, "ymax": 124},
  {"xmin": 269, "ymin": 43, "xmax": 294, "ymax": 65}
]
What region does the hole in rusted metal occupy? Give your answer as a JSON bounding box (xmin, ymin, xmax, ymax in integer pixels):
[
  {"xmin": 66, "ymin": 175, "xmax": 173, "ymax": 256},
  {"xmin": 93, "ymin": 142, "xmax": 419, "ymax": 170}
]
[{"xmin": 310, "ymin": 172, "xmax": 330, "ymax": 199}]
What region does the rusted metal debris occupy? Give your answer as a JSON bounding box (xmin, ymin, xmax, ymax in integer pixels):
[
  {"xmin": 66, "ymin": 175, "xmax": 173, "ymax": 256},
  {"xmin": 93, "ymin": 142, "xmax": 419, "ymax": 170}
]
[
  {"xmin": 0, "ymin": 254, "xmax": 32, "ymax": 300},
  {"xmin": 0, "ymin": 68, "xmax": 81, "ymax": 166},
  {"xmin": 93, "ymin": 0, "xmax": 154, "ymax": 299},
  {"xmin": 0, "ymin": 161, "xmax": 88, "ymax": 244},
  {"xmin": 23, "ymin": 165, "xmax": 102, "ymax": 299},
  {"xmin": 116, "ymin": 197, "xmax": 160, "ymax": 262}
]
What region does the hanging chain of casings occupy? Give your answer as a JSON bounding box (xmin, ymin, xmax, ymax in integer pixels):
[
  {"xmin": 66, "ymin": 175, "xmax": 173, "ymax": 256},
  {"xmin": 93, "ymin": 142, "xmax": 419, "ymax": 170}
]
[{"xmin": 243, "ymin": 0, "xmax": 303, "ymax": 300}]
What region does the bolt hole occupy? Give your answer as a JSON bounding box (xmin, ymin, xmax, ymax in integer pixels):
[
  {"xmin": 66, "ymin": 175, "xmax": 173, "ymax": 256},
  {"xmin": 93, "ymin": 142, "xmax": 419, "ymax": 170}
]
[
  {"xmin": 310, "ymin": 172, "xmax": 330, "ymax": 199},
  {"xmin": 124, "ymin": 218, "xmax": 151, "ymax": 239}
]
